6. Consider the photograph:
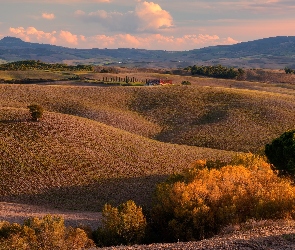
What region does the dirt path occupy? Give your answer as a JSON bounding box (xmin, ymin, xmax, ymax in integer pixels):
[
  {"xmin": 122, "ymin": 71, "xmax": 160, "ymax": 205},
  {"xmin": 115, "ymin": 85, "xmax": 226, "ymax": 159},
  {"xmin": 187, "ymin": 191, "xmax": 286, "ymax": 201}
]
[{"xmin": 0, "ymin": 202, "xmax": 101, "ymax": 230}]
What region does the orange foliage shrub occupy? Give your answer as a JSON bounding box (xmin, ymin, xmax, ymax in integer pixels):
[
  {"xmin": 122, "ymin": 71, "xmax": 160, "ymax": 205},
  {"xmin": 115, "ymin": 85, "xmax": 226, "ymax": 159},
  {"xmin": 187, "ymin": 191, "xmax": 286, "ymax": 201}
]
[
  {"xmin": 152, "ymin": 154, "xmax": 295, "ymax": 242},
  {"xmin": 0, "ymin": 215, "xmax": 94, "ymax": 250}
]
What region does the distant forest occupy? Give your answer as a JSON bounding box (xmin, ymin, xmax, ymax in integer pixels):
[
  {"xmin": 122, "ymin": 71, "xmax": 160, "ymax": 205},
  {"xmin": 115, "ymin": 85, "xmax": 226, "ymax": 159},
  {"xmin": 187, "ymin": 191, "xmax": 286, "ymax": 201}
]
[
  {"xmin": 186, "ymin": 65, "xmax": 244, "ymax": 79},
  {"xmin": 0, "ymin": 60, "xmax": 94, "ymax": 71}
]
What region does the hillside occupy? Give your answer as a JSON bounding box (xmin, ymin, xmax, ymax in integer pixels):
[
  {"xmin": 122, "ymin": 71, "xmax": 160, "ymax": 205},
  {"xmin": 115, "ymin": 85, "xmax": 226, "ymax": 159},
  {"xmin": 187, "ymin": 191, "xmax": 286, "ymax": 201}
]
[
  {"xmin": 0, "ymin": 106, "xmax": 233, "ymax": 210},
  {"xmin": 1, "ymin": 36, "xmax": 295, "ymax": 68},
  {"xmin": 1, "ymin": 83, "xmax": 295, "ymax": 152},
  {"xmin": 2, "ymin": 71, "xmax": 295, "ymax": 248},
  {"xmin": 0, "ymin": 80, "xmax": 295, "ymax": 210}
]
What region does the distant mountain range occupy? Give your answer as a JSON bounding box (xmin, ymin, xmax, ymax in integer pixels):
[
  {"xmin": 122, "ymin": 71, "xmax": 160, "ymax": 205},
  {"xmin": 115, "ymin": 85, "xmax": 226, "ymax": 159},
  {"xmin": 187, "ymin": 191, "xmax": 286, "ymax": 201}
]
[{"xmin": 1, "ymin": 36, "xmax": 295, "ymax": 69}]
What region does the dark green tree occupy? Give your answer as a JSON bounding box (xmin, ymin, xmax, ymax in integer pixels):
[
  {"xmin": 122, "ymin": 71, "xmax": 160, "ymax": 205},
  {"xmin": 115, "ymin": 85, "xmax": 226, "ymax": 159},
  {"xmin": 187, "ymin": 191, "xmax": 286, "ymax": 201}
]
[
  {"xmin": 181, "ymin": 80, "xmax": 191, "ymax": 85},
  {"xmin": 284, "ymin": 67, "xmax": 294, "ymax": 74},
  {"xmin": 265, "ymin": 130, "xmax": 295, "ymax": 177},
  {"xmin": 27, "ymin": 104, "xmax": 44, "ymax": 121}
]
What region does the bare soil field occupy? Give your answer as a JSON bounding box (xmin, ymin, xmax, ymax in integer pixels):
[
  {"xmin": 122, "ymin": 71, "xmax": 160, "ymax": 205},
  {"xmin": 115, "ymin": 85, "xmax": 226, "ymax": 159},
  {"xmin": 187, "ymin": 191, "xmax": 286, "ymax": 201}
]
[{"xmin": 0, "ymin": 202, "xmax": 101, "ymax": 230}]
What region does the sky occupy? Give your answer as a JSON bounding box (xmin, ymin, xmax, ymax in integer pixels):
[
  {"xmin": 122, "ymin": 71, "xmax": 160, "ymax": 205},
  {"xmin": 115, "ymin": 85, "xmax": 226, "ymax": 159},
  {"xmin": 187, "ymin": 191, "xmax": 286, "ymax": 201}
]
[{"xmin": 0, "ymin": 0, "xmax": 295, "ymax": 51}]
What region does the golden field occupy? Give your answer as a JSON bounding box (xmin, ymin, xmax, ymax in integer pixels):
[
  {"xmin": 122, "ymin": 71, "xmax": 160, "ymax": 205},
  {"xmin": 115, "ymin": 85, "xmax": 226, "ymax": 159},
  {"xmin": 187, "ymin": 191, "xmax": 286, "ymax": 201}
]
[{"xmin": 1, "ymin": 69, "xmax": 295, "ymax": 211}]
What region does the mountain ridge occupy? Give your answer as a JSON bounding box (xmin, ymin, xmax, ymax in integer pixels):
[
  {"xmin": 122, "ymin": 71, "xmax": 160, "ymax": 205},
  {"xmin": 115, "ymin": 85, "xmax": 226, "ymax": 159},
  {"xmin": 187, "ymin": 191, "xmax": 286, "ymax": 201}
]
[{"xmin": 1, "ymin": 36, "xmax": 295, "ymax": 68}]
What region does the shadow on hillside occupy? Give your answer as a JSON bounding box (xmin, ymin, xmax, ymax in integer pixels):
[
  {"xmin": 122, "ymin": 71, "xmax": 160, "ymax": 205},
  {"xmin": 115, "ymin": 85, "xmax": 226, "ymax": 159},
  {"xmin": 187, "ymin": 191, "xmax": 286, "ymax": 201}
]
[
  {"xmin": 194, "ymin": 109, "xmax": 229, "ymax": 126},
  {"xmin": 0, "ymin": 175, "xmax": 168, "ymax": 212},
  {"xmin": 0, "ymin": 119, "xmax": 31, "ymax": 124}
]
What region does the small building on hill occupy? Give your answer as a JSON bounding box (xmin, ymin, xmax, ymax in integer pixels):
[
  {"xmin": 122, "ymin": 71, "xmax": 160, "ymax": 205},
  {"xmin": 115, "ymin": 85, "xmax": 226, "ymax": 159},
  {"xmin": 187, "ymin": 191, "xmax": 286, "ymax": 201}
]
[{"xmin": 146, "ymin": 79, "xmax": 173, "ymax": 86}]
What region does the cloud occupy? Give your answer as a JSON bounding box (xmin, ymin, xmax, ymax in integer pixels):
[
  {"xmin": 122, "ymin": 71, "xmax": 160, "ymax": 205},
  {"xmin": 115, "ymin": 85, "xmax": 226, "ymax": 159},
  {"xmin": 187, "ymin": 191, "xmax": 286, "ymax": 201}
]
[
  {"xmin": 83, "ymin": 33, "xmax": 238, "ymax": 50},
  {"xmin": 42, "ymin": 13, "xmax": 55, "ymax": 20},
  {"xmin": 75, "ymin": 1, "xmax": 173, "ymax": 33},
  {"xmin": 59, "ymin": 30, "xmax": 78, "ymax": 45},
  {"xmin": 135, "ymin": 1, "xmax": 173, "ymax": 31},
  {"xmin": 8, "ymin": 25, "xmax": 238, "ymax": 50},
  {"xmin": 9, "ymin": 27, "xmax": 79, "ymax": 46},
  {"xmin": 9, "ymin": 27, "xmax": 57, "ymax": 44}
]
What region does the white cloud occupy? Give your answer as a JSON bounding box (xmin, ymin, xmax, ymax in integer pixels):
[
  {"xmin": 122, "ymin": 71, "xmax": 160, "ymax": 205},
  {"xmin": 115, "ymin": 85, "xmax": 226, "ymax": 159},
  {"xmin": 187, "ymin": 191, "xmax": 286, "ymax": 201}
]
[
  {"xmin": 59, "ymin": 30, "xmax": 78, "ymax": 45},
  {"xmin": 9, "ymin": 27, "xmax": 79, "ymax": 46},
  {"xmin": 75, "ymin": 1, "xmax": 173, "ymax": 33},
  {"xmin": 83, "ymin": 33, "xmax": 238, "ymax": 50},
  {"xmin": 9, "ymin": 27, "xmax": 57, "ymax": 44},
  {"xmin": 135, "ymin": 1, "xmax": 173, "ymax": 31},
  {"xmin": 42, "ymin": 13, "xmax": 55, "ymax": 20},
  {"xmin": 8, "ymin": 25, "xmax": 238, "ymax": 50}
]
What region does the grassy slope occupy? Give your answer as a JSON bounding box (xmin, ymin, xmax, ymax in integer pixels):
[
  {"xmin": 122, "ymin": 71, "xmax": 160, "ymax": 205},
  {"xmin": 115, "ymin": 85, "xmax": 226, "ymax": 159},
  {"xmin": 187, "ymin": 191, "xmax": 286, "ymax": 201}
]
[
  {"xmin": 1, "ymin": 83, "xmax": 294, "ymax": 152},
  {"xmin": 1, "ymin": 78, "xmax": 295, "ymax": 210},
  {"xmin": 0, "ymin": 107, "xmax": 233, "ymax": 210},
  {"xmin": 131, "ymin": 85, "xmax": 295, "ymax": 152}
]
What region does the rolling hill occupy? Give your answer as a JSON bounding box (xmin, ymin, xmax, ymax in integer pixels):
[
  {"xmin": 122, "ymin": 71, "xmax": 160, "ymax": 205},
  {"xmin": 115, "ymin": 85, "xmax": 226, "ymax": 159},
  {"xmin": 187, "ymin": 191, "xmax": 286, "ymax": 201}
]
[
  {"xmin": 1, "ymin": 36, "xmax": 295, "ymax": 68},
  {"xmin": 1, "ymin": 83, "xmax": 295, "ymax": 152},
  {"xmin": 1, "ymin": 78, "xmax": 295, "ymax": 211},
  {"xmin": 0, "ymin": 106, "xmax": 233, "ymax": 210}
]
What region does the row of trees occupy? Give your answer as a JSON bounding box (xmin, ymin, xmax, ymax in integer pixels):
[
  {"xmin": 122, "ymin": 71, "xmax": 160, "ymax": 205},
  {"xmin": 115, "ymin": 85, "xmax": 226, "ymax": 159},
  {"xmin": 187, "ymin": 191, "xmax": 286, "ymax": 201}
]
[
  {"xmin": 186, "ymin": 65, "xmax": 244, "ymax": 79},
  {"xmin": 0, "ymin": 60, "xmax": 93, "ymax": 71}
]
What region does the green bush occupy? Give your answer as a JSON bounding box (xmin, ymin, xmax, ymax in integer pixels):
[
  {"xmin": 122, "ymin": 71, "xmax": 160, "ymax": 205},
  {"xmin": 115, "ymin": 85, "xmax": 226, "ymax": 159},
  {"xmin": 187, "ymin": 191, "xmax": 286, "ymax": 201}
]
[
  {"xmin": 181, "ymin": 80, "xmax": 191, "ymax": 85},
  {"xmin": 151, "ymin": 155, "xmax": 295, "ymax": 242},
  {"xmin": 265, "ymin": 130, "xmax": 295, "ymax": 177},
  {"xmin": 27, "ymin": 104, "xmax": 44, "ymax": 121},
  {"xmin": 94, "ymin": 200, "xmax": 147, "ymax": 247}
]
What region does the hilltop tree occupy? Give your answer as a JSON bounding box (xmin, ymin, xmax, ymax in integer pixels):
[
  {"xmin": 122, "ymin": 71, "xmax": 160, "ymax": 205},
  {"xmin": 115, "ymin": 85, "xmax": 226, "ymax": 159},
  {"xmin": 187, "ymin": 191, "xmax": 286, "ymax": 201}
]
[
  {"xmin": 27, "ymin": 104, "xmax": 44, "ymax": 121},
  {"xmin": 284, "ymin": 67, "xmax": 294, "ymax": 74}
]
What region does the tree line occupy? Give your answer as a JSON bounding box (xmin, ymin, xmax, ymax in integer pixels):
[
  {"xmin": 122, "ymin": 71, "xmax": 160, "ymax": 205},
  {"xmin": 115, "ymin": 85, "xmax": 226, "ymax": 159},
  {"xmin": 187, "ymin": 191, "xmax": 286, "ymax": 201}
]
[
  {"xmin": 0, "ymin": 60, "xmax": 93, "ymax": 71},
  {"xmin": 185, "ymin": 64, "xmax": 244, "ymax": 79}
]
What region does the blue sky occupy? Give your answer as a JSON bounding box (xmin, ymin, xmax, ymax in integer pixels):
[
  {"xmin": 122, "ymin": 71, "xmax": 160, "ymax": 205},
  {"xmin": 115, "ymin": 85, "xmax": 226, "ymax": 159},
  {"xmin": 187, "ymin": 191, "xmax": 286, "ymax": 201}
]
[{"xmin": 0, "ymin": 0, "xmax": 294, "ymax": 50}]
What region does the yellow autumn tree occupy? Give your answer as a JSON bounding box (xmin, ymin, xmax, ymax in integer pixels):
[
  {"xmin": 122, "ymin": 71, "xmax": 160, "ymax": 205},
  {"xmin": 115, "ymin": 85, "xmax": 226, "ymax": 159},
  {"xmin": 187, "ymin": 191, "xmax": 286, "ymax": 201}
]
[
  {"xmin": 152, "ymin": 154, "xmax": 295, "ymax": 242},
  {"xmin": 94, "ymin": 200, "xmax": 147, "ymax": 247},
  {"xmin": 0, "ymin": 215, "xmax": 94, "ymax": 250}
]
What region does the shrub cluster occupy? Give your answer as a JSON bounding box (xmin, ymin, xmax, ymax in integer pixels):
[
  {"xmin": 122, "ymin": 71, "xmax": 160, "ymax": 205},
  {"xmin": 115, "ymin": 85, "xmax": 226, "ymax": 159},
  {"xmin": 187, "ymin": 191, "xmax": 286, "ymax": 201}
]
[
  {"xmin": 0, "ymin": 215, "xmax": 94, "ymax": 250},
  {"xmin": 181, "ymin": 80, "xmax": 191, "ymax": 85},
  {"xmin": 284, "ymin": 67, "xmax": 295, "ymax": 74},
  {"xmin": 2, "ymin": 154, "xmax": 295, "ymax": 248},
  {"xmin": 27, "ymin": 104, "xmax": 44, "ymax": 121},
  {"xmin": 150, "ymin": 154, "xmax": 295, "ymax": 242},
  {"xmin": 94, "ymin": 200, "xmax": 147, "ymax": 247}
]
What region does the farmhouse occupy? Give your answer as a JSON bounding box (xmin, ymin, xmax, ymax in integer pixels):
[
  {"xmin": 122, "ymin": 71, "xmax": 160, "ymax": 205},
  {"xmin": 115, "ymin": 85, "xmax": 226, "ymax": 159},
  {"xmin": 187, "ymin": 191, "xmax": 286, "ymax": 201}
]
[{"xmin": 146, "ymin": 79, "xmax": 173, "ymax": 86}]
